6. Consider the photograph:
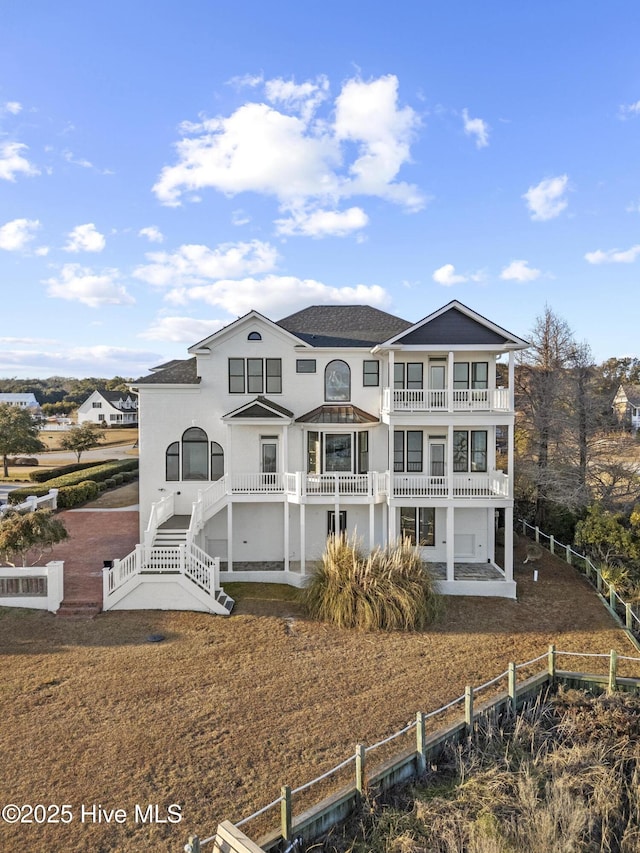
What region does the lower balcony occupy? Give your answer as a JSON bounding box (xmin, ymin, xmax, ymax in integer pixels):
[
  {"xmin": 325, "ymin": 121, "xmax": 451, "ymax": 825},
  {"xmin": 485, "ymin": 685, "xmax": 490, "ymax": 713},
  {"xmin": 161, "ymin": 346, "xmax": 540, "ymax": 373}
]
[{"xmin": 205, "ymin": 471, "xmax": 509, "ymax": 501}]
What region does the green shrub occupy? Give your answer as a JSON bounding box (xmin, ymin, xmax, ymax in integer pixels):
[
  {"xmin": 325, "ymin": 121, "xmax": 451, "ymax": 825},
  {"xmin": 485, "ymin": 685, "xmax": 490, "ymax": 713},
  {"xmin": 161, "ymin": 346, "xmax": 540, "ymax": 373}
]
[
  {"xmin": 9, "ymin": 459, "xmax": 138, "ymax": 504},
  {"xmin": 103, "ymin": 478, "xmax": 116, "ymax": 489},
  {"xmin": 29, "ymin": 459, "xmax": 116, "ymax": 483},
  {"xmin": 302, "ymin": 535, "xmax": 442, "ymax": 631},
  {"xmin": 57, "ymin": 481, "xmax": 100, "ymax": 508},
  {"xmin": 97, "ymin": 481, "xmax": 107, "ymax": 492},
  {"xmin": 112, "ymin": 473, "xmax": 124, "ymax": 485}
]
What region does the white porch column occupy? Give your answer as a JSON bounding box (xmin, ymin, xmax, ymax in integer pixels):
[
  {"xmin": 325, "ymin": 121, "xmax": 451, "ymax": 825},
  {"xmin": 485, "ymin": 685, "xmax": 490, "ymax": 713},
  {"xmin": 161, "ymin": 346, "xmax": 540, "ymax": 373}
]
[
  {"xmin": 282, "ymin": 424, "xmax": 289, "ymax": 475},
  {"xmin": 382, "ymin": 501, "xmax": 388, "ymax": 546},
  {"xmin": 389, "ymin": 502, "xmax": 396, "ymax": 544},
  {"xmin": 447, "ymin": 350, "xmax": 454, "ymax": 412},
  {"xmin": 508, "ymin": 351, "xmax": 515, "ymax": 411},
  {"xmin": 388, "ymin": 350, "xmax": 395, "ymax": 406},
  {"xmin": 227, "ymin": 502, "xmax": 233, "ymax": 572},
  {"xmin": 300, "ymin": 504, "xmax": 306, "ymax": 575},
  {"xmin": 447, "ymin": 423, "xmax": 454, "ymax": 499},
  {"xmin": 225, "ymin": 422, "xmax": 232, "ymax": 487},
  {"xmin": 504, "ymin": 505, "xmax": 514, "ymax": 582},
  {"xmin": 284, "ymin": 502, "xmax": 290, "ymax": 572},
  {"xmin": 507, "ymin": 422, "xmax": 514, "ymax": 500},
  {"xmin": 446, "ymin": 505, "xmax": 455, "ymax": 582},
  {"xmin": 369, "ymin": 502, "xmax": 375, "ymax": 551}
]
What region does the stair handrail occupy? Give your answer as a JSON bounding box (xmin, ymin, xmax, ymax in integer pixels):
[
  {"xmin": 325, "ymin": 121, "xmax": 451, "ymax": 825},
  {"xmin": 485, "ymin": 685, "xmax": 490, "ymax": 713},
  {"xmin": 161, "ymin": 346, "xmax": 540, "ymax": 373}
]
[
  {"xmin": 144, "ymin": 491, "xmax": 175, "ymax": 548},
  {"xmin": 186, "ymin": 477, "xmax": 228, "ymax": 548},
  {"xmin": 184, "ymin": 541, "xmax": 220, "ymax": 594}
]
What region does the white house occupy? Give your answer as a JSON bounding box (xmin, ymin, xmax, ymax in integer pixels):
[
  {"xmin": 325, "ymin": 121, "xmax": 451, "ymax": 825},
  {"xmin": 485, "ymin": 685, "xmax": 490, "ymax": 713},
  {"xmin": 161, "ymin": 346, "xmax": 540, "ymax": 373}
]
[
  {"xmin": 0, "ymin": 393, "xmax": 42, "ymax": 416},
  {"xmin": 104, "ymin": 300, "xmax": 528, "ymax": 615},
  {"xmin": 612, "ymin": 384, "xmax": 640, "ymax": 433},
  {"xmin": 77, "ymin": 390, "xmax": 138, "ymax": 426}
]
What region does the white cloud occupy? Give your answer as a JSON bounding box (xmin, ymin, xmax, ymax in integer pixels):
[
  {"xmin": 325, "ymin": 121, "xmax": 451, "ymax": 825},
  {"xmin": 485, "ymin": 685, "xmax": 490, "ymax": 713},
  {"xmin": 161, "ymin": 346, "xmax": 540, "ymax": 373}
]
[
  {"xmin": 44, "ymin": 264, "xmax": 135, "ymax": 307},
  {"xmin": 333, "ymin": 75, "xmax": 423, "ymax": 210},
  {"xmin": 462, "ymin": 108, "xmax": 490, "ymax": 148},
  {"xmin": 0, "ymin": 344, "xmax": 160, "ymax": 378},
  {"xmin": 626, "ymin": 199, "xmax": 640, "ymax": 214},
  {"xmin": 585, "ymin": 244, "xmax": 640, "ymax": 264},
  {"xmin": 153, "ymin": 73, "xmax": 424, "ymax": 224},
  {"xmin": 139, "ymin": 225, "xmax": 164, "ymax": 243},
  {"xmin": 63, "ymin": 150, "xmax": 94, "ymax": 169},
  {"xmin": 432, "ymin": 264, "xmax": 468, "ymax": 286},
  {"xmin": 275, "ymin": 206, "xmax": 369, "ymax": 237},
  {"xmin": 133, "ymin": 239, "xmax": 278, "ymax": 287},
  {"xmin": 64, "ymin": 223, "xmax": 106, "ymax": 253},
  {"xmin": 140, "ymin": 316, "xmax": 226, "ymax": 342},
  {"xmin": 165, "ymin": 274, "xmax": 391, "ymax": 318},
  {"xmin": 3, "ymin": 101, "xmax": 22, "ymax": 115},
  {"xmin": 0, "ymin": 141, "xmax": 40, "ymax": 181},
  {"xmin": 500, "ymin": 259, "xmax": 541, "ymax": 282},
  {"xmin": 523, "ymin": 174, "xmax": 569, "ymax": 221},
  {"xmin": 0, "ymin": 218, "xmax": 41, "ymax": 251},
  {"xmin": 265, "ymin": 75, "xmax": 329, "ymax": 122},
  {"xmin": 231, "ymin": 209, "xmax": 251, "ymax": 226},
  {"xmin": 618, "ymin": 100, "xmax": 640, "ymax": 119}
]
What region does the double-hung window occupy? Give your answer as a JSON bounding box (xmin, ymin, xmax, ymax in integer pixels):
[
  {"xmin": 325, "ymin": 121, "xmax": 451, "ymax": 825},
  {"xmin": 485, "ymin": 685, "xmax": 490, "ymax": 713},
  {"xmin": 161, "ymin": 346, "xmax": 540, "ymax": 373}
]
[{"xmin": 394, "ymin": 363, "xmax": 423, "ymax": 389}]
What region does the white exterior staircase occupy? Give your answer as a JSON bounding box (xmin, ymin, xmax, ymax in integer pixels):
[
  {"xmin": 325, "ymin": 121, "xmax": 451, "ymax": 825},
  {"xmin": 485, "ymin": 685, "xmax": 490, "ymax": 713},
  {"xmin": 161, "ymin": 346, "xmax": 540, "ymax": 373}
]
[{"xmin": 103, "ymin": 501, "xmax": 234, "ymax": 614}]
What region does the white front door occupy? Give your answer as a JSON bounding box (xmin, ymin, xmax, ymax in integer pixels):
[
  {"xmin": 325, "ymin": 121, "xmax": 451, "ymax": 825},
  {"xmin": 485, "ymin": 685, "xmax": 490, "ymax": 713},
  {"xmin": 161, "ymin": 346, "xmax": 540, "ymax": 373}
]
[{"xmin": 260, "ymin": 436, "xmax": 278, "ymax": 485}]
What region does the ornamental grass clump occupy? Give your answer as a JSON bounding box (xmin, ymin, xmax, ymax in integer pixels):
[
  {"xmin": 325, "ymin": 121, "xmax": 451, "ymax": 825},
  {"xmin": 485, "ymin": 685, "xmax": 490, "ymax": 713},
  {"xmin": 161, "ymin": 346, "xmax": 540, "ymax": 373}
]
[{"xmin": 302, "ymin": 534, "xmax": 441, "ymax": 631}]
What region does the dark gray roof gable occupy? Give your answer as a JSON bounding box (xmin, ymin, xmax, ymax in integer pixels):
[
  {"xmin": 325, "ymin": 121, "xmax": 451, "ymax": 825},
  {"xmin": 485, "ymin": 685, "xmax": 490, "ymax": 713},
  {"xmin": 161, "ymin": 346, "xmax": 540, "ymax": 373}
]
[
  {"xmin": 276, "ymin": 305, "xmax": 412, "ymax": 347},
  {"xmin": 223, "ymin": 396, "xmax": 294, "ymax": 420},
  {"xmin": 379, "ymin": 301, "xmax": 529, "ymax": 348}
]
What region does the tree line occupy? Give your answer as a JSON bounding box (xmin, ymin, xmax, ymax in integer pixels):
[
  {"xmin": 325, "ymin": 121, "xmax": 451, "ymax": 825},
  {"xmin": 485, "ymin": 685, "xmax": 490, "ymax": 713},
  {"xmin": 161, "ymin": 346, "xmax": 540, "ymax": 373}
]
[{"xmin": 516, "ymin": 307, "xmax": 640, "ymax": 594}]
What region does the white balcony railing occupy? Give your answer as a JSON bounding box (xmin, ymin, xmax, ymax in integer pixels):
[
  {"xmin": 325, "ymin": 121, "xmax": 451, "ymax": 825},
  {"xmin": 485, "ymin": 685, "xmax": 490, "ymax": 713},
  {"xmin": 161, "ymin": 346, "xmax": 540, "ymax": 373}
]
[
  {"xmin": 391, "ymin": 471, "xmax": 508, "ymax": 499},
  {"xmin": 382, "ymin": 387, "xmax": 511, "ymax": 412}
]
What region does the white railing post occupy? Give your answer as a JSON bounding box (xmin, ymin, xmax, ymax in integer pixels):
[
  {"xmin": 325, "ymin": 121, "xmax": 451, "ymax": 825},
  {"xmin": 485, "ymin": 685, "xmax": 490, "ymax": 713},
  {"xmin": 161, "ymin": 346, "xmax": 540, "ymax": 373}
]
[{"xmin": 46, "ymin": 560, "xmax": 64, "ymax": 611}]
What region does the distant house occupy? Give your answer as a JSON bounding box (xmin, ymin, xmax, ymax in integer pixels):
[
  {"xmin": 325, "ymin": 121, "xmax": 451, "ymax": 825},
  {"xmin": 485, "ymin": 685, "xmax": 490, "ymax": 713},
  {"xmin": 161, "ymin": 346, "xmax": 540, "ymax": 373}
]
[
  {"xmin": 0, "ymin": 393, "xmax": 42, "ymax": 417},
  {"xmin": 77, "ymin": 390, "xmax": 138, "ymax": 426},
  {"xmin": 612, "ymin": 384, "xmax": 640, "ymax": 432}
]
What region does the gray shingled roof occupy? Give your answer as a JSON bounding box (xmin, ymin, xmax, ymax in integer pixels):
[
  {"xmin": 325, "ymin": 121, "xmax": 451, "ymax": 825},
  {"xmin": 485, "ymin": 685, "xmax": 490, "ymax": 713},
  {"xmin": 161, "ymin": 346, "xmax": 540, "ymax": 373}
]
[
  {"xmin": 224, "ymin": 396, "xmax": 294, "ymax": 419},
  {"xmin": 97, "ymin": 390, "xmax": 138, "ymax": 403},
  {"xmin": 134, "ymin": 357, "xmax": 200, "ymax": 385},
  {"xmin": 277, "ymin": 305, "xmax": 411, "ymax": 347}
]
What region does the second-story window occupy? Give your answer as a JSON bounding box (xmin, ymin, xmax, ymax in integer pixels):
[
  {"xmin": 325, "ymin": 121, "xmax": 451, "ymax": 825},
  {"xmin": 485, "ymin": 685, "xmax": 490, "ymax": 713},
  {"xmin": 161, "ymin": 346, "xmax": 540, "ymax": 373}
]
[
  {"xmin": 325, "ymin": 359, "xmax": 350, "ymax": 402},
  {"xmin": 363, "ymin": 360, "xmax": 379, "ymax": 387},
  {"xmin": 394, "ymin": 363, "xmax": 423, "ymax": 389},
  {"xmin": 228, "ymin": 358, "xmax": 282, "ymax": 394},
  {"xmin": 453, "ymin": 430, "xmax": 488, "ymax": 472}
]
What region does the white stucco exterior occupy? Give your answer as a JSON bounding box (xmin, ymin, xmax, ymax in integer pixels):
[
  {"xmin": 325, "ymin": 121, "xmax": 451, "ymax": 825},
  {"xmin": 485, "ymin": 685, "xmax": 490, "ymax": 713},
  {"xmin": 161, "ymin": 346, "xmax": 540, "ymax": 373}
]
[{"xmin": 122, "ymin": 301, "xmax": 528, "ymax": 610}]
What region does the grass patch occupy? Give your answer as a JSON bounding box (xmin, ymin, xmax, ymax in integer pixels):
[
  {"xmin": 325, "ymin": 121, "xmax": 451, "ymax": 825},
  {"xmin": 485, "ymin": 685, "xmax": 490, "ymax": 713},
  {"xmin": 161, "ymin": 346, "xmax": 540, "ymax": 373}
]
[{"xmin": 330, "ymin": 688, "xmax": 640, "ymax": 852}]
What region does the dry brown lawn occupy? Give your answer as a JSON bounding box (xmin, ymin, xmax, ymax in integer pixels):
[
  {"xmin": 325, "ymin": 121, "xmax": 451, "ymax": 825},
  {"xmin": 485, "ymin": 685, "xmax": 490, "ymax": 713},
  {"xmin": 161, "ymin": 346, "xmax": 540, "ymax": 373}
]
[{"xmin": 0, "ymin": 542, "xmax": 637, "ymax": 853}]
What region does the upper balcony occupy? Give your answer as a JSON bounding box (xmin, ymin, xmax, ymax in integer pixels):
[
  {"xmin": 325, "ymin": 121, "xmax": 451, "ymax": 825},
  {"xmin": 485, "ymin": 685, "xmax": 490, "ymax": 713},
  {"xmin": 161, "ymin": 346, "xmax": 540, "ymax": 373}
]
[{"xmin": 382, "ymin": 387, "xmax": 511, "ymax": 414}]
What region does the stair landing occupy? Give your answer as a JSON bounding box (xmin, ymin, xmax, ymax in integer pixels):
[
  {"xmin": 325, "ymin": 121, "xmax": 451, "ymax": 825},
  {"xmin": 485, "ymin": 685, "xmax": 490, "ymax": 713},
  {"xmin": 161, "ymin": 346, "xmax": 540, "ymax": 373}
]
[{"xmin": 158, "ymin": 515, "xmax": 190, "ymax": 530}]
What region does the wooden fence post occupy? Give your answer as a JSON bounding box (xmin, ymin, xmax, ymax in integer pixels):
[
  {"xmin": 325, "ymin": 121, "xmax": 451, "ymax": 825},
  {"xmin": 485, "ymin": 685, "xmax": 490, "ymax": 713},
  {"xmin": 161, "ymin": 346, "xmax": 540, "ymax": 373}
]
[
  {"xmin": 548, "ymin": 644, "xmax": 556, "ymax": 681},
  {"xmin": 534, "ymin": 526, "xmax": 540, "ymax": 544},
  {"xmin": 609, "ymin": 583, "xmax": 616, "ymax": 613},
  {"xmin": 281, "ymin": 785, "xmax": 292, "ymax": 842},
  {"xmin": 626, "ymin": 603, "xmax": 633, "ymax": 631},
  {"xmin": 508, "ymin": 662, "xmax": 517, "ymax": 714},
  {"xmin": 609, "ymin": 649, "xmax": 618, "ymax": 693},
  {"xmin": 355, "ymin": 744, "xmax": 366, "ymax": 794},
  {"xmin": 464, "ymin": 686, "xmax": 474, "ymax": 731},
  {"xmin": 416, "ymin": 712, "xmax": 426, "ymax": 776},
  {"xmin": 549, "ymin": 535, "xmax": 555, "ymax": 554},
  {"xmin": 566, "ymin": 545, "xmax": 572, "ymax": 565},
  {"xmin": 596, "ymin": 568, "xmax": 602, "ymax": 593},
  {"xmin": 186, "ymin": 836, "xmax": 201, "ymax": 853},
  {"xmin": 585, "ymin": 557, "xmax": 592, "ymax": 580}
]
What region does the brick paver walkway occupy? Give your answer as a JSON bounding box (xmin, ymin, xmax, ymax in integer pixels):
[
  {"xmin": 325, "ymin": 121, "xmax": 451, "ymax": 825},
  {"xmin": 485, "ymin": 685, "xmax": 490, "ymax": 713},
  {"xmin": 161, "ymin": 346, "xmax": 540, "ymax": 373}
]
[{"xmin": 48, "ymin": 508, "xmax": 139, "ymax": 608}]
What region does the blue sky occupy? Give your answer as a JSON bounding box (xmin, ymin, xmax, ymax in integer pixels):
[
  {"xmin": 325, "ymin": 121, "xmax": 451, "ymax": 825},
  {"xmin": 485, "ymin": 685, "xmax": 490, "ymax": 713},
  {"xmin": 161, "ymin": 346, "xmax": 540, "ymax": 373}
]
[{"xmin": 1, "ymin": 1, "xmax": 639, "ymax": 378}]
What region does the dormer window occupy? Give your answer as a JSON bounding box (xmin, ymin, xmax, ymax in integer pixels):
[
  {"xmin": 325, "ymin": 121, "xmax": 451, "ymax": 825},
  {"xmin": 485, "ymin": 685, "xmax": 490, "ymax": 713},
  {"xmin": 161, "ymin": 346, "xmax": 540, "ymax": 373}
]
[{"xmin": 247, "ymin": 331, "xmax": 262, "ymax": 341}]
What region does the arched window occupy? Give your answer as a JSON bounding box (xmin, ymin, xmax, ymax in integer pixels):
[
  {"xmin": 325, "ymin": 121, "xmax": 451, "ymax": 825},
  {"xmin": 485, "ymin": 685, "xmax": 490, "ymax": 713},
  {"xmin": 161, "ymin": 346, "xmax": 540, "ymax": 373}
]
[
  {"xmin": 325, "ymin": 359, "xmax": 350, "ymax": 402},
  {"xmin": 211, "ymin": 442, "xmax": 224, "ymax": 481},
  {"xmin": 166, "ymin": 441, "xmax": 179, "ymax": 481},
  {"xmin": 182, "ymin": 427, "xmax": 208, "ymax": 480},
  {"xmin": 247, "ymin": 331, "xmax": 262, "ymax": 341}
]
